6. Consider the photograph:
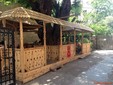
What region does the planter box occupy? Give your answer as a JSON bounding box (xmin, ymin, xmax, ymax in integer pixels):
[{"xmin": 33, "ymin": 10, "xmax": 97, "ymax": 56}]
[{"xmin": 82, "ymin": 43, "xmax": 91, "ymax": 54}]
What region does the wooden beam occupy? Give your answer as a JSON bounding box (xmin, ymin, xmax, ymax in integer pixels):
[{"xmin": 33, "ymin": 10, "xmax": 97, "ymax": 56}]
[
  {"xmin": 74, "ymin": 30, "xmax": 76, "ymax": 56},
  {"xmin": 60, "ymin": 25, "xmax": 63, "ymax": 60},
  {"xmin": 23, "ymin": 25, "xmax": 41, "ymax": 29},
  {"xmin": 2, "ymin": 19, "xmax": 6, "ymax": 27},
  {"xmin": 43, "ymin": 21, "xmax": 47, "ymax": 65},
  {"xmin": 19, "ymin": 18, "xmax": 25, "ymax": 77},
  {"xmin": 23, "ymin": 30, "xmax": 38, "ymax": 32},
  {"xmin": 59, "ymin": 14, "xmax": 76, "ymax": 19},
  {"xmin": 68, "ymin": 32, "xmax": 71, "ymax": 44},
  {"xmin": 20, "ymin": 18, "xmax": 24, "ymax": 50},
  {"xmin": 81, "ymin": 32, "xmax": 84, "ymax": 54},
  {"xmin": 90, "ymin": 33, "xmax": 92, "ymax": 41},
  {"xmin": 60, "ymin": 26, "xmax": 63, "ymax": 46},
  {"xmin": 2, "ymin": 19, "xmax": 7, "ymax": 49}
]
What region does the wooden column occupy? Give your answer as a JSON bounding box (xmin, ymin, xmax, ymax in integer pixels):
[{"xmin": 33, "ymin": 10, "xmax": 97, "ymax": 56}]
[
  {"xmin": 43, "ymin": 21, "xmax": 47, "ymax": 65},
  {"xmin": 2, "ymin": 19, "xmax": 6, "ymax": 27},
  {"xmin": 2, "ymin": 19, "xmax": 7, "ymax": 49},
  {"xmin": 68, "ymin": 32, "xmax": 70, "ymax": 44},
  {"xmin": 90, "ymin": 33, "xmax": 92, "ymax": 52},
  {"xmin": 81, "ymin": 31, "xmax": 84, "ymax": 54},
  {"xmin": 60, "ymin": 25, "xmax": 63, "ymax": 60},
  {"xmin": 90, "ymin": 33, "xmax": 92, "ymax": 41},
  {"xmin": 19, "ymin": 18, "xmax": 24, "ymax": 76},
  {"xmin": 74, "ymin": 30, "xmax": 76, "ymax": 56},
  {"xmin": 74, "ymin": 30, "xmax": 76, "ymax": 43}
]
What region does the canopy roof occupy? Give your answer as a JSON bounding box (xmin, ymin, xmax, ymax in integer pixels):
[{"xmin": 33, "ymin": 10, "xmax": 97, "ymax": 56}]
[{"xmin": 0, "ymin": 7, "xmax": 94, "ymax": 32}]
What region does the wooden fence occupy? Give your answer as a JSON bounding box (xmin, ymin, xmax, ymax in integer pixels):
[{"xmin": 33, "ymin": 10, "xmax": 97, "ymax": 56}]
[{"xmin": 93, "ymin": 35, "xmax": 113, "ymax": 50}]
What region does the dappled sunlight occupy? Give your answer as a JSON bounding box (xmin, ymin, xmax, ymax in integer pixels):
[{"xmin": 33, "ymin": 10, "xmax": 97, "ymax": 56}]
[
  {"xmin": 53, "ymin": 76, "xmax": 59, "ymax": 80},
  {"xmin": 94, "ymin": 50, "xmax": 113, "ymax": 55},
  {"xmin": 46, "ymin": 79, "xmax": 51, "ymax": 82},
  {"xmin": 31, "ymin": 82, "xmax": 40, "ymax": 85}
]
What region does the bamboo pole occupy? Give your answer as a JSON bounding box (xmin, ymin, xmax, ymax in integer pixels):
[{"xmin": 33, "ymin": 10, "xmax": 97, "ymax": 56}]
[
  {"xmin": 2, "ymin": 19, "xmax": 7, "ymax": 49},
  {"xmin": 19, "ymin": 18, "xmax": 24, "ymax": 77},
  {"xmin": 43, "ymin": 21, "xmax": 47, "ymax": 65},
  {"xmin": 74, "ymin": 30, "xmax": 76, "ymax": 56},
  {"xmin": 81, "ymin": 31, "xmax": 84, "ymax": 54},
  {"xmin": 60, "ymin": 25, "xmax": 63, "ymax": 60},
  {"xmin": 2, "ymin": 19, "xmax": 6, "ymax": 27},
  {"xmin": 90, "ymin": 33, "xmax": 92, "ymax": 41},
  {"xmin": 68, "ymin": 32, "xmax": 71, "ymax": 44},
  {"xmin": 90, "ymin": 33, "xmax": 92, "ymax": 52}
]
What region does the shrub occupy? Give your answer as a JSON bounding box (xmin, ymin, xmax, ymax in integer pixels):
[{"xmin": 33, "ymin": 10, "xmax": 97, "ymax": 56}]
[{"xmin": 83, "ymin": 38, "xmax": 90, "ymax": 43}]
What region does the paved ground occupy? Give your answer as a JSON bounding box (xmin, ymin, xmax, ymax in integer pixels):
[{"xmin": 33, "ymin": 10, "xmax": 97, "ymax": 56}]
[{"xmin": 24, "ymin": 50, "xmax": 113, "ymax": 85}]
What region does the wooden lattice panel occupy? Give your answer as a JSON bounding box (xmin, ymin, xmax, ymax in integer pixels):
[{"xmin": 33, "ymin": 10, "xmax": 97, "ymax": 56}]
[
  {"xmin": 87, "ymin": 43, "xmax": 91, "ymax": 53},
  {"xmin": 82, "ymin": 43, "xmax": 87, "ymax": 54},
  {"xmin": 61, "ymin": 45, "xmax": 67, "ymax": 60},
  {"xmin": 82, "ymin": 43, "xmax": 91, "ymax": 54},
  {"xmin": 71, "ymin": 44, "xmax": 75, "ymax": 56},
  {"xmin": 47, "ymin": 46, "xmax": 59, "ymax": 64},
  {"xmin": 24, "ymin": 47, "xmax": 45, "ymax": 72},
  {"xmin": 15, "ymin": 49, "xmax": 21, "ymax": 73},
  {"xmin": 61, "ymin": 44, "xmax": 75, "ymax": 60}
]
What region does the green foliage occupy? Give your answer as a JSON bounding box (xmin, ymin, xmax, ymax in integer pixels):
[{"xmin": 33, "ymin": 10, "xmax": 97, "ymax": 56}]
[
  {"xmin": 103, "ymin": 16, "xmax": 113, "ymax": 29},
  {"xmin": 83, "ymin": 0, "xmax": 113, "ymax": 36},
  {"xmin": 91, "ymin": 0, "xmax": 113, "ymax": 22},
  {"xmin": 69, "ymin": 0, "xmax": 82, "ymax": 22},
  {"xmin": 90, "ymin": 23, "xmax": 113, "ymax": 35},
  {"xmin": 83, "ymin": 38, "xmax": 90, "ymax": 43},
  {"xmin": 0, "ymin": 0, "xmax": 17, "ymax": 5},
  {"xmin": 71, "ymin": 0, "xmax": 82, "ymax": 16}
]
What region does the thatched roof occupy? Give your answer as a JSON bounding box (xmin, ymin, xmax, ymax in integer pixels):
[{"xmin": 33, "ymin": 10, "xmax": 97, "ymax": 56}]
[{"xmin": 0, "ymin": 7, "xmax": 94, "ymax": 32}]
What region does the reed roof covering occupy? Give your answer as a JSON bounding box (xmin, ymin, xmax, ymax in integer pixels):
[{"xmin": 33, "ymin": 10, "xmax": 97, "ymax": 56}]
[{"xmin": 0, "ymin": 7, "xmax": 94, "ymax": 32}]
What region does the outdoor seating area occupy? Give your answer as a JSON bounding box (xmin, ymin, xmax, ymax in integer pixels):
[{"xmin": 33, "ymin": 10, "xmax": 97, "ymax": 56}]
[{"xmin": 0, "ymin": 7, "xmax": 94, "ymax": 83}]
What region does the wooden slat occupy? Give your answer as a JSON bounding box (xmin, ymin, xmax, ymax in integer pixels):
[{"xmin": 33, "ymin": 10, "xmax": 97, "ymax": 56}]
[
  {"xmin": 47, "ymin": 46, "xmax": 59, "ymax": 64},
  {"xmin": 43, "ymin": 21, "xmax": 47, "ymax": 65}
]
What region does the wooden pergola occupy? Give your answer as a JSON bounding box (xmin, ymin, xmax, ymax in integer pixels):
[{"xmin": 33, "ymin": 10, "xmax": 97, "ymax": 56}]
[{"xmin": 0, "ymin": 7, "xmax": 94, "ymax": 83}]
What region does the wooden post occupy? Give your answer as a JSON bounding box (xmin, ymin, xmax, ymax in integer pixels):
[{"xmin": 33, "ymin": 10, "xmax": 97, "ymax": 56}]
[
  {"xmin": 19, "ymin": 18, "xmax": 24, "ymax": 77},
  {"xmin": 81, "ymin": 31, "xmax": 84, "ymax": 54},
  {"xmin": 43, "ymin": 21, "xmax": 47, "ymax": 65},
  {"xmin": 90, "ymin": 33, "xmax": 92, "ymax": 41},
  {"xmin": 90, "ymin": 33, "xmax": 92, "ymax": 52},
  {"xmin": 74, "ymin": 30, "xmax": 76, "ymax": 56},
  {"xmin": 60, "ymin": 25, "xmax": 62, "ymax": 60},
  {"xmin": 2, "ymin": 19, "xmax": 6, "ymax": 27},
  {"xmin": 2, "ymin": 19, "xmax": 7, "ymax": 49},
  {"xmin": 68, "ymin": 32, "xmax": 70, "ymax": 44}
]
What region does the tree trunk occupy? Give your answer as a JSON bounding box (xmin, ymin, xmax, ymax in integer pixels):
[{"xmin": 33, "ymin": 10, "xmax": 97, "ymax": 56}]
[{"xmin": 28, "ymin": 0, "xmax": 71, "ymax": 45}]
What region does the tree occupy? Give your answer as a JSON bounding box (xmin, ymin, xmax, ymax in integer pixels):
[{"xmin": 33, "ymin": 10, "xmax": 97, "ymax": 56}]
[
  {"xmin": 83, "ymin": 0, "xmax": 113, "ymax": 36},
  {"xmin": 91, "ymin": 0, "xmax": 113, "ymax": 23},
  {"xmin": 103, "ymin": 16, "xmax": 113, "ymax": 29},
  {"xmin": 69, "ymin": 0, "xmax": 82, "ymax": 22}
]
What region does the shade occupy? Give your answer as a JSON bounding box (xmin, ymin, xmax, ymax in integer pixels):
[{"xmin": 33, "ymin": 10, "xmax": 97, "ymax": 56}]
[{"xmin": 0, "ymin": 7, "xmax": 94, "ymax": 32}]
